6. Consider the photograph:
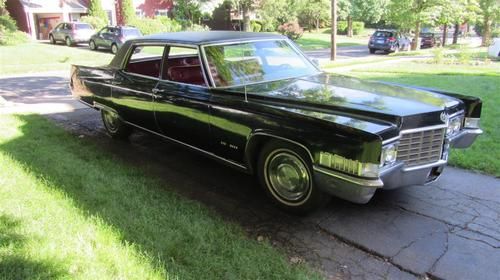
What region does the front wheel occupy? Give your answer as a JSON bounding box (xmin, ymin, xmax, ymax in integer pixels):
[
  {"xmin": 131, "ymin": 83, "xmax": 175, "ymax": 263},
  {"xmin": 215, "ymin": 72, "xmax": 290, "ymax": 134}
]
[
  {"xmin": 65, "ymin": 37, "xmax": 73, "ymax": 47},
  {"xmin": 101, "ymin": 110, "xmax": 132, "ymax": 139},
  {"xmin": 369, "ymin": 48, "xmax": 376, "ymax": 54},
  {"xmin": 89, "ymin": 40, "xmax": 97, "ymax": 50},
  {"xmin": 257, "ymin": 140, "xmax": 330, "ymax": 214}
]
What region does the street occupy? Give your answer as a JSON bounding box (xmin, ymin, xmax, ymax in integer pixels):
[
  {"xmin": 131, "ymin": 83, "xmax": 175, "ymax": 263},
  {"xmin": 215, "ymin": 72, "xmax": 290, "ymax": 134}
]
[{"xmin": 1, "ymin": 72, "xmax": 499, "ymax": 280}]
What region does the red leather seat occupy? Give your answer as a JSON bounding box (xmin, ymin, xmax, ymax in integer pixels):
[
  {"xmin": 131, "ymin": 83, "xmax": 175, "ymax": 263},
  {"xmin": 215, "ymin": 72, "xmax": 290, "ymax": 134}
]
[{"xmin": 167, "ymin": 65, "xmax": 205, "ymax": 85}]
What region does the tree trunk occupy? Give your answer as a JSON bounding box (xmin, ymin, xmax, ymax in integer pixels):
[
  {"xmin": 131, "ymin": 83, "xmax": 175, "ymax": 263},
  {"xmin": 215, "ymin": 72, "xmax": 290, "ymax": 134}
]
[
  {"xmin": 481, "ymin": 15, "xmax": 491, "ymax": 47},
  {"xmin": 242, "ymin": 5, "xmax": 250, "ymax": 32},
  {"xmin": 453, "ymin": 23, "xmax": 459, "ymax": 44},
  {"xmin": 347, "ymin": 16, "xmax": 353, "ymax": 37},
  {"xmin": 316, "ymin": 18, "xmax": 320, "ymax": 33},
  {"xmin": 442, "ymin": 24, "xmax": 447, "ymax": 47},
  {"xmin": 412, "ymin": 21, "xmax": 421, "ymax": 50},
  {"xmin": 330, "ymin": 0, "xmax": 337, "ymax": 61}
]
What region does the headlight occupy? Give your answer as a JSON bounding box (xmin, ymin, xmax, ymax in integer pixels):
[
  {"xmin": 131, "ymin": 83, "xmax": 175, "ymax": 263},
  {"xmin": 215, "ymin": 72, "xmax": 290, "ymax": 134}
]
[
  {"xmin": 446, "ymin": 116, "xmax": 462, "ymax": 136},
  {"xmin": 463, "ymin": 117, "xmax": 480, "ymax": 129},
  {"xmin": 380, "ymin": 144, "xmax": 398, "ymax": 166},
  {"xmin": 319, "ymin": 152, "xmax": 380, "ymax": 178}
]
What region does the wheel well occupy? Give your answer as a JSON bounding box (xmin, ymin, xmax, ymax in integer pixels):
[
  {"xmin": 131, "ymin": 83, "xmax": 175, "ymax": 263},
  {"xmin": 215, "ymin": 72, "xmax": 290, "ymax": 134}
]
[{"xmin": 245, "ymin": 134, "xmax": 314, "ymax": 174}]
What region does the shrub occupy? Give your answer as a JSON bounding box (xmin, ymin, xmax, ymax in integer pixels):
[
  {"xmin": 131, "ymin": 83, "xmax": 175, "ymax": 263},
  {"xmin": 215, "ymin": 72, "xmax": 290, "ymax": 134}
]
[
  {"xmin": 0, "ymin": 29, "xmax": 30, "ymax": 45},
  {"xmin": 80, "ymin": 15, "xmax": 107, "ymax": 30},
  {"xmin": 0, "ymin": 15, "xmax": 17, "ymax": 32},
  {"xmin": 156, "ymin": 16, "xmax": 182, "ymax": 32},
  {"xmin": 277, "ymin": 22, "xmax": 303, "ymax": 41},
  {"xmin": 431, "ymin": 47, "xmax": 445, "ymax": 64},
  {"xmin": 336, "ymin": 21, "xmax": 364, "ymax": 35},
  {"xmin": 251, "ymin": 21, "xmax": 262, "ymax": 32},
  {"xmin": 129, "ymin": 18, "xmax": 169, "ymax": 35},
  {"xmin": 184, "ymin": 24, "xmax": 210, "ymax": 32}
]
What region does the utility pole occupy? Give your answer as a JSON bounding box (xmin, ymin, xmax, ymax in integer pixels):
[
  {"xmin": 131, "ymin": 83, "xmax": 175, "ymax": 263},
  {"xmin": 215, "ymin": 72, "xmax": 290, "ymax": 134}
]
[{"xmin": 330, "ymin": 0, "xmax": 337, "ymax": 61}]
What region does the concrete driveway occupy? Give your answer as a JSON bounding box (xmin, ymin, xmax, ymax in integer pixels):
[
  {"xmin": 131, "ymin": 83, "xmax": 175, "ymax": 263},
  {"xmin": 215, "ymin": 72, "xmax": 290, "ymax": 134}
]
[{"xmin": 1, "ymin": 73, "xmax": 499, "ymax": 280}]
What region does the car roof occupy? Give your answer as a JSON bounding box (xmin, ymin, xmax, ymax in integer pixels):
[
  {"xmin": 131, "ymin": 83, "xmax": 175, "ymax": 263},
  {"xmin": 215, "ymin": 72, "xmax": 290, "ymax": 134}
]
[{"xmin": 136, "ymin": 31, "xmax": 286, "ymax": 45}]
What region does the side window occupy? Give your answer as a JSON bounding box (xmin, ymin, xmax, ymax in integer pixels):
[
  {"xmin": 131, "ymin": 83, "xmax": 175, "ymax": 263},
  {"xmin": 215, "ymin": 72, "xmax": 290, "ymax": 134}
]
[
  {"xmin": 162, "ymin": 46, "xmax": 206, "ymax": 86},
  {"xmin": 125, "ymin": 45, "xmax": 166, "ymax": 78}
]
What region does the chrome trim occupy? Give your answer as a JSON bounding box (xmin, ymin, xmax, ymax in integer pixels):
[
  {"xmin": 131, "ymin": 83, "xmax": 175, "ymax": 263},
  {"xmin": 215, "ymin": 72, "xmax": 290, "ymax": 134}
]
[
  {"xmin": 123, "ymin": 121, "xmax": 249, "ymax": 171},
  {"xmin": 92, "ymin": 101, "xmax": 117, "ymax": 114},
  {"xmin": 199, "ymin": 45, "xmax": 215, "ymax": 88},
  {"xmin": 402, "ymin": 159, "xmax": 447, "ymax": 172},
  {"xmin": 313, "ymin": 165, "xmax": 383, "ymax": 188},
  {"xmin": 201, "ymin": 38, "xmax": 288, "ymax": 47},
  {"xmin": 248, "ymin": 132, "xmax": 314, "ymax": 163},
  {"xmin": 382, "ymin": 135, "xmax": 400, "ymax": 145},
  {"xmin": 122, "ymin": 71, "xmax": 161, "ymax": 82},
  {"xmin": 399, "ymin": 123, "xmax": 447, "ymax": 134},
  {"xmin": 107, "ymin": 82, "xmax": 156, "ymax": 97},
  {"xmin": 447, "ymin": 110, "xmax": 465, "ymax": 119}
]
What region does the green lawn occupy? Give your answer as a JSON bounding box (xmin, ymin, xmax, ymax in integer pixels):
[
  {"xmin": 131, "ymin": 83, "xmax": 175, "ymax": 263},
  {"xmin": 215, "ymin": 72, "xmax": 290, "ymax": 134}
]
[
  {"xmin": 0, "ymin": 43, "xmax": 114, "ymax": 75},
  {"xmin": 0, "ymin": 114, "xmax": 319, "ymax": 280},
  {"xmin": 296, "ymin": 32, "xmax": 367, "ymax": 50},
  {"xmin": 326, "ymin": 61, "xmax": 500, "ymax": 176}
]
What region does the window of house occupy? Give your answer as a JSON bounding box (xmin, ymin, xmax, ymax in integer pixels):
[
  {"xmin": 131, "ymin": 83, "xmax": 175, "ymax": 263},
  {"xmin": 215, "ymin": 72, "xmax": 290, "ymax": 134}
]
[
  {"xmin": 155, "ymin": 9, "xmax": 169, "ymax": 16},
  {"xmin": 135, "ymin": 9, "xmax": 144, "ymax": 18}
]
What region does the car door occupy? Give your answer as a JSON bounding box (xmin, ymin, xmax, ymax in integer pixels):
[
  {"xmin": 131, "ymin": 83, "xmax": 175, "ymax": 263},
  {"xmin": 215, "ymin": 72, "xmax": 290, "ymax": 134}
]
[
  {"xmin": 102, "ymin": 27, "xmax": 115, "ymax": 48},
  {"xmin": 153, "ymin": 45, "xmax": 212, "ymax": 150},
  {"xmin": 94, "ymin": 27, "xmax": 107, "ymax": 47},
  {"xmin": 111, "ymin": 44, "xmax": 166, "ymax": 131}
]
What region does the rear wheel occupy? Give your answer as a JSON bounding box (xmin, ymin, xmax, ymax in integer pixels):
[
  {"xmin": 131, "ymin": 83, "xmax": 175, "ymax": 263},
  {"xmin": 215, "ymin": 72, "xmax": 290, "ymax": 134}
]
[
  {"xmin": 111, "ymin": 43, "xmax": 118, "ymax": 54},
  {"xmin": 65, "ymin": 37, "xmax": 73, "ymax": 47},
  {"xmin": 369, "ymin": 48, "xmax": 376, "ymax": 54},
  {"xmin": 257, "ymin": 140, "xmax": 330, "ymax": 214},
  {"xmin": 89, "ymin": 40, "xmax": 97, "ymax": 50},
  {"xmin": 49, "ymin": 35, "xmax": 55, "ymax": 44},
  {"xmin": 101, "ymin": 110, "xmax": 132, "ymax": 139}
]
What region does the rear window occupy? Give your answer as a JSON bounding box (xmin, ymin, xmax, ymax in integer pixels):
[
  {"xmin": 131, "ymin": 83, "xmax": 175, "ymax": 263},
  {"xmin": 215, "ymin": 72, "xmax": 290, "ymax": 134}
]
[
  {"xmin": 75, "ymin": 23, "xmax": 92, "ymax": 30},
  {"xmin": 122, "ymin": 28, "xmax": 141, "ymax": 36},
  {"xmin": 373, "ymin": 31, "xmax": 393, "ymax": 37}
]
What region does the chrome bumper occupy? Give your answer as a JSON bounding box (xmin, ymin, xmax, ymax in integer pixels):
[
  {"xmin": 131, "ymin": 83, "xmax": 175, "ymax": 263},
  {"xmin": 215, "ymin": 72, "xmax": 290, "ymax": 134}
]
[
  {"xmin": 449, "ymin": 128, "xmax": 483, "ymax": 148},
  {"xmin": 313, "ymin": 127, "xmax": 481, "ymax": 204}
]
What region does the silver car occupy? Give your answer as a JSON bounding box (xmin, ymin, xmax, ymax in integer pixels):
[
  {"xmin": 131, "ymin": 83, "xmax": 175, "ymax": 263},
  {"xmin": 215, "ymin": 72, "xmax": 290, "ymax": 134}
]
[
  {"xmin": 89, "ymin": 26, "xmax": 142, "ymax": 54},
  {"xmin": 49, "ymin": 22, "xmax": 94, "ymax": 46}
]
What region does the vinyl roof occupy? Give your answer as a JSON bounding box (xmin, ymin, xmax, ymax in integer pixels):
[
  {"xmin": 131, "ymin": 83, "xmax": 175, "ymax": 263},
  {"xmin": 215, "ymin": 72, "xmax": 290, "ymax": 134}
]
[{"xmin": 137, "ymin": 31, "xmax": 286, "ymax": 45}]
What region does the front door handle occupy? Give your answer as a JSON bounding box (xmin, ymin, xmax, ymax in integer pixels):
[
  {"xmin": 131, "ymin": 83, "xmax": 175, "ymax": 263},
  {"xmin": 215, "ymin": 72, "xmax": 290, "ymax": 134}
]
[{"xmin": 152, "ymin": 88, "xmax": 164, "ymax": 94}]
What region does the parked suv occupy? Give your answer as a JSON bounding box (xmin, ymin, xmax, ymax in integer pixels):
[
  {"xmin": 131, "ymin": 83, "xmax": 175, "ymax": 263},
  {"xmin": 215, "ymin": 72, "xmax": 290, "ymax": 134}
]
[
  {"xmin": 89, "ymin": 26, "xmax": 142, "ymax": 54},
  {"xmin": 419, "ymin": 33, "xmax": 441, "ymax": 48},
  {"xmin": 368, "ymin": 30, "xmax": 406, "ymax": 54},
  {"xmin": 49, "ymin": 22, "xmax": 94, "ymax": 46}
]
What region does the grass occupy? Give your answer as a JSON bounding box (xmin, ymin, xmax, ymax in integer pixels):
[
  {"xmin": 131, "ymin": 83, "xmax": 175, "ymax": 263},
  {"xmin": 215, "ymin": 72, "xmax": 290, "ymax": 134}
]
[
  {"xmin": 296, "ymin": 32, "xmax": 367, "ymax": 50},
  {"xmin": 0, "ymin": 43, "xmax": 114, "ymax": 75},
  {"xmin": 0, "ymin": 114, "xmax": 320, "ymax": 280},
  {"xmin": 328, "ymin": 61, "xmax": 500, "ymax": 176}
]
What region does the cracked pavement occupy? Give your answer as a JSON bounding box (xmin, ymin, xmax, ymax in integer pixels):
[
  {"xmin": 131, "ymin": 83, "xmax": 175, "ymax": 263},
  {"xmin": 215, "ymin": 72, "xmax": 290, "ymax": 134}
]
[{"xmin": 1, "ymin": 73, "xmax": 499, "ymax": 280}]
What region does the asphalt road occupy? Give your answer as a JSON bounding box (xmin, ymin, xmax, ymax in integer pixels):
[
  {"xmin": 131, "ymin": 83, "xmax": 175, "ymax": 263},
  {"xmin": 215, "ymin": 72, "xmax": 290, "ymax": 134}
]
[{"xmin": 1, "ymin": 73, "xmax": 499, "ymax": 280}]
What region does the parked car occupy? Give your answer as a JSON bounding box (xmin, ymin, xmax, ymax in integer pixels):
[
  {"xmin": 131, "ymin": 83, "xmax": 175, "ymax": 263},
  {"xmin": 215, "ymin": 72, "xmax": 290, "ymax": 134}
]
[
  {"xmin": 49, "ymin": 22, "xmax": 94, "ymax": 46},
  {"xmin": 89, "ymin": 26, "xmax": 142, "ymax": 54},
  {"xmin": 70, "ymin": 31, "xmax": 483, "ymax": 213},
  {"xmin": 368, "ymin": 30, "xmax": 407, "ymax": 54},
  {"xmin": 419, "ymin": 33, "xmax": 441, "ymax": 48},
  {"xmin": 487, "ymin": 38, "xmax": 500, "ymax": 58}
]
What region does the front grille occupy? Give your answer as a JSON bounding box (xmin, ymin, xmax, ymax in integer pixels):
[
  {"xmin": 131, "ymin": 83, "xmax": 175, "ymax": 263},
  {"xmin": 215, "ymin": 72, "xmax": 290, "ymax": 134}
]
[{"xmin": 397, "ymin": 127, "xmax": 445, "ymax": 167}]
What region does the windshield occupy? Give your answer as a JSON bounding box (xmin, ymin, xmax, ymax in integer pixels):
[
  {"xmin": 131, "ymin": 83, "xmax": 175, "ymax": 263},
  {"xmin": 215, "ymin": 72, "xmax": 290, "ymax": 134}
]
[
  {"xmin": 75, "ymin": 23, "xmax": 92, "ymax": 30},
  {"xmin": 204, "ymin": 40, "xmax": 319, "ymax": 87}
]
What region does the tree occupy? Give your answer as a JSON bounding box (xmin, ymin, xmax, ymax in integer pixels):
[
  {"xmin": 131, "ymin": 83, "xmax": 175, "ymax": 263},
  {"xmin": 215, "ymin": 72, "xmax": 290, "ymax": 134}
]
[
  {"xmin": 121, "ymin": 0, "xmax": 136, "ymax": 25},
  {"xmin": 260, "ymin": 0, "xmax": 298, "ymax": 31},
  {"xmin": 340, "ymin": 0, "xmax": 390, "ymax": 37},
  {"xmin": 435, "ymin": 0, "xmax": 479, "ymax": 46},
  {"xmin": 230, "ymin": 0, "xmax": 255, "ymax": 31},
  {"xmin": 331, "ymin": 0, "xmax": 337, "ymax": 61},
  {"xmin": 478, "ymin": 0, "xmax": 500, "ymax": 46},
  {"xmin": 88, "ymin": 0, "xmax": 108, "ymax": 23},
  {"xmin": 388, "ymin": 0, "xmax": 443, "ymax": 50},
  {"xmin": 297, "ymin": 0, "xmax": 330, "ymax": 32}
]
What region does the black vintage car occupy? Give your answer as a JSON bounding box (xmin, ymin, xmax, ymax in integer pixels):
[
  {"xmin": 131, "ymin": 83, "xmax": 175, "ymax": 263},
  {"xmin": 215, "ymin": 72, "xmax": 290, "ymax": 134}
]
[{"xmin": 70, "ymin": 31, "xmax": 482, "ymax": 213}]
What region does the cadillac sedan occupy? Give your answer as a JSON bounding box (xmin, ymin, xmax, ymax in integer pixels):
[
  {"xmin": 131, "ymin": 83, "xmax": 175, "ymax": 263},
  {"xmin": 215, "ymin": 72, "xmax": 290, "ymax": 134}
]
[{"xmin": 70, "ymin": 31, "xmax": 482, "ymax": 213}]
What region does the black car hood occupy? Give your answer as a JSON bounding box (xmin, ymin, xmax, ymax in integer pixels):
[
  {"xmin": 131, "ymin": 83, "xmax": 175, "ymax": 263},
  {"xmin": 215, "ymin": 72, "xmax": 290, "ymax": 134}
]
[{"xmin": 230, "ymin": 73, "xmax": 460, "ymax": 131}]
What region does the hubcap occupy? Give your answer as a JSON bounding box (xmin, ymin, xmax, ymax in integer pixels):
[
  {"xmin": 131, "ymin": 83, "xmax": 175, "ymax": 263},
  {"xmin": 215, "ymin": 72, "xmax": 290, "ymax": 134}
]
[
  {"xmin": 90, "ymin": 41, "xmax": 95, "ymax": 49},
  {"xmin": 66, "ymin": 38, "xmax": 71, "ymax": 46},
  {"xmin": 103, "ymin": 111, "xmax": 119, "ymax": 133},
  {"xmin": 265, "ymin": 150, "xmax": 311, "ymax": 203},
  {"xmin": 112, "ymin": 45, "xmax": 117, "ymax": 54}
]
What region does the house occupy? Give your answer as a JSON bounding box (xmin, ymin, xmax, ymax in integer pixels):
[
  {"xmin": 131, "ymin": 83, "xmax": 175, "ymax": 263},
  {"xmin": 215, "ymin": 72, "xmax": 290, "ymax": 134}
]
[
  {"xmin": 5, "ymin": 0, "xmax": 117, "ymax": 40},
  {"xmin": 5, "ymin": 0, "xmax": 174, "ymax": 40}
]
